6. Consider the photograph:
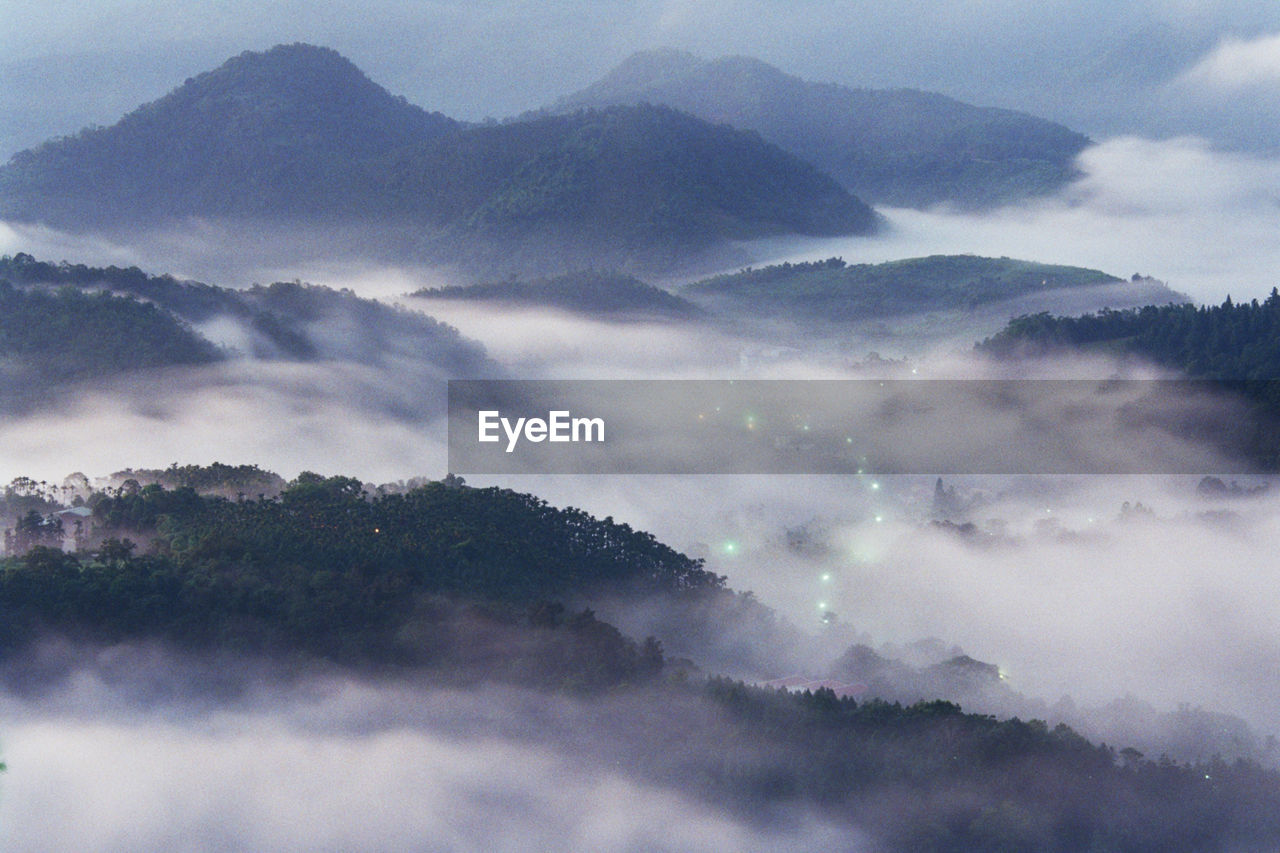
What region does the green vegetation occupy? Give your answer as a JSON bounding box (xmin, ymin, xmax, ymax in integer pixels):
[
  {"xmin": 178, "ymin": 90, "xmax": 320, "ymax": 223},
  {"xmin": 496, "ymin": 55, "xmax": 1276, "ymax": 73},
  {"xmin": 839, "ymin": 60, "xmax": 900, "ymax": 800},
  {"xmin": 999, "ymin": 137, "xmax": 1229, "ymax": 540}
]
[
  {"xmin": 685, "ymin": 255, "xmax": 1121, "ymax": 320},
  {"xmin": 551, "ymin": 49, "xmax": 1091, "ymax": 209},
  {"xmin": 431, "ymin": 105, "xmax": 877, "ymax": 244},
  {"xmin": 412, "ymin": 270, "xmax": 702, "ymax": 319},
  {"xmin": 107, "ymin": 463, "xmax": 286, "ymax": 498},
  {"xmin": 0, "ymin": 252, "xmax": 249, "ymax": 321},
  {"xmin": 0, "ymin": 44, "xmax": 457, "ymax": 223},
  {"xmin": 0, "ymin": 46, "xmax": 877, "ymax": 269},
  {"xmin": 0, "ymin": 279, "xmax": 220, "ymax": 381}
]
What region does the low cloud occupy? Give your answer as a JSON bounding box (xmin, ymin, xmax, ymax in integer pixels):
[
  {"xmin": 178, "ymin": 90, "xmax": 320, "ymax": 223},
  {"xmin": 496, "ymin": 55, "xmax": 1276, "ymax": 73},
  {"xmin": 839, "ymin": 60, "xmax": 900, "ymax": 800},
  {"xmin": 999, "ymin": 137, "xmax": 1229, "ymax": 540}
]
[
  {"xmin": 0, "ymin": 665, "xmax": 860, "ymax": 853},
  {"xmin": 0, "ymin": 361, "xmax": 449, "ymax": 484},
  {"xmin": 1178, "ymin": 32, "xmax": 1280, "ymax": 90},
  {"xmin": 743, "ymin": 136, "xmax": 1280, "ymax": 304}
]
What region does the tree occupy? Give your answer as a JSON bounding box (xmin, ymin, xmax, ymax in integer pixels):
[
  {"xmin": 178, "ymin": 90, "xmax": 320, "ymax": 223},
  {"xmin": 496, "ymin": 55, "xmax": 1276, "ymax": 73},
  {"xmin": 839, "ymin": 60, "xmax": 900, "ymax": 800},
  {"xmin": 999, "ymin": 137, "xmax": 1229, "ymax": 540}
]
[{"xmin": 5, "ymin": 510, "xmax": 63, "ymax": 554}]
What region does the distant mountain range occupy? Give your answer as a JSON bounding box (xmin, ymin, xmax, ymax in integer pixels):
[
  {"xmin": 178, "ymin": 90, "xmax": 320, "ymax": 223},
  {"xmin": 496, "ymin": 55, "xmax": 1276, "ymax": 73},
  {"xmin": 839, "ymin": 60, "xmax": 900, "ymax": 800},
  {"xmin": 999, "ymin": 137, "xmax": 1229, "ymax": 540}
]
[
  {"xmin": 551, "ymin": 49, "xmax": 1091, "ymax": 209},
  {"xmin": 0, "ymin": 43, "xmax": 1100, "ymax": 277},
  {"xmin": 0, "ymin": 44, "xmax": 876, "ymax": 273}
]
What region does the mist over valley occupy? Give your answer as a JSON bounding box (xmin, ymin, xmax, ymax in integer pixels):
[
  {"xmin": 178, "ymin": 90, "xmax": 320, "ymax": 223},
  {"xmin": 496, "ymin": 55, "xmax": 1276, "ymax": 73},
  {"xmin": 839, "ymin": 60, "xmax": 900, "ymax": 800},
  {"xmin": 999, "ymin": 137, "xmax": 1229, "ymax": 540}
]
[{"xmin": 6, "ymin": 11, "xmax": 1280, "ymax": 850}]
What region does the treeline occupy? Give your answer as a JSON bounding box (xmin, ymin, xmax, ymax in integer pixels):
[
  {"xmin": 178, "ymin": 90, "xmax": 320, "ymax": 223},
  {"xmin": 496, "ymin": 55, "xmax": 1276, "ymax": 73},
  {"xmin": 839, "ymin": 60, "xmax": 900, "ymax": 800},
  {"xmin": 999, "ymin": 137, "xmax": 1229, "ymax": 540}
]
[
  {"xmin": 107, "ymin": 462, "xmax": 287, "ymax": 498},
  {"xmin": 4, "ymin": 468, "xmax": 1280, "ymax": 847},
  {"xmin": 981, "ymin": 293, "xmax": 1280, "ymax": 465},
  {"xmin": 0, "ymin": 252, "xmax": 243, "ymax": 320},
  {"xmin": 981, "ymin": 292, "xmax": 1280, "ymax": 381}
]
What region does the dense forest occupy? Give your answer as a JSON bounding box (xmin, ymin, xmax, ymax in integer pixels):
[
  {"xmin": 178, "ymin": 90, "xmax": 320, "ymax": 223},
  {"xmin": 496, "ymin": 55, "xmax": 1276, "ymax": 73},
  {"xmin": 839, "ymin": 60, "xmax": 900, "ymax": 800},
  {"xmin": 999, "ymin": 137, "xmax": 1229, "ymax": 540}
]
[
  {"xmin": 2, "ymin": 469, "xmax": 1280, "ymax": 849},
  {"xmin": 411, "ymin": 270, "xmax": 702, "ymax": 319},
  {"xmin": 0, "ymin": 279, "xmax": 221, "ymax": 382},
  {"xmin": 551, "ymin": 49, "xmax": 1090, "ymax": 209},
  {"xmin": 684, "ymin": 254, "xmax": 1121, "ymax": 320},
  {"xmin": 0, "ymin": 44, "xmax": 877, "ymax": 272}
]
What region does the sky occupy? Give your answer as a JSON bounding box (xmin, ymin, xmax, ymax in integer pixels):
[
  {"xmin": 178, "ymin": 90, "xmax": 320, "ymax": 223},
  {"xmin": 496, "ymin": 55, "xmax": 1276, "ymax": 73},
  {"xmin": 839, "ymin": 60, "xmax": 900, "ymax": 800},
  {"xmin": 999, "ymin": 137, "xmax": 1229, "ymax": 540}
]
[{"xmin": 4, "ymin": 0, "xmax": 1280, "ymax": 159}]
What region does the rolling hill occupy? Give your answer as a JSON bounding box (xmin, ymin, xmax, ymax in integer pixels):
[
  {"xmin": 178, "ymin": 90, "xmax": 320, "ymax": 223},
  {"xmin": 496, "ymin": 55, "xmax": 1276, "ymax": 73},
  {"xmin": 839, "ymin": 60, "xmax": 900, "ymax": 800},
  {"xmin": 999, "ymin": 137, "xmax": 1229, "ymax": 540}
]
[
  {"xmin": 684, "ymin": 255, "xmax": 1130, "ymax": 320},
  {"xmin": 410, "ymin": 270, "xmax": 702, "ymax": 320}
]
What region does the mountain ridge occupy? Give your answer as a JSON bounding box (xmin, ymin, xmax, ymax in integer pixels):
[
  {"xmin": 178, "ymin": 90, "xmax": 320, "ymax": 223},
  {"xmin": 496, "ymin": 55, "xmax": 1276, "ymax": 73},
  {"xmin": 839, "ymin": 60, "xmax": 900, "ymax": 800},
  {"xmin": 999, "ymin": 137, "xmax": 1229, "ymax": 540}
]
[
  {"xmin": 551, "ymin": 49, "xmax": 1092, "ymax": 209},
  {"xmin": 0, "ymin": 44, "xmax": 878, "ymax": 274}
]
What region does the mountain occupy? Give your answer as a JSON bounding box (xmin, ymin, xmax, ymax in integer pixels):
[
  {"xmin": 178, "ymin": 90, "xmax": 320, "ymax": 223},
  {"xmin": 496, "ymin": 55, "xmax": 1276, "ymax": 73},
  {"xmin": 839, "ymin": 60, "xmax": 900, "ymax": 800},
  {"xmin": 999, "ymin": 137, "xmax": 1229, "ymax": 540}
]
[
  {"xmin": 0, "ymin": 45, "xmax": 878, "ymax": 273},
  {"xmin": 0, "ymin": 44, "xmax": 459, "ymax": 224},
  {"xmin": 684, "ymin": 255, "xmax": 1130, "ymax": 320},
  {"xmin": 551, "ymin": 49, "xmax": 1091, "ymax": 209},
  {"xmin": 387, "ymin": 104, "xmax": 876, "ymax": 246},
  {"xmin": 410, "ymin": 270, "xmax": 703, "ymax": 320}
]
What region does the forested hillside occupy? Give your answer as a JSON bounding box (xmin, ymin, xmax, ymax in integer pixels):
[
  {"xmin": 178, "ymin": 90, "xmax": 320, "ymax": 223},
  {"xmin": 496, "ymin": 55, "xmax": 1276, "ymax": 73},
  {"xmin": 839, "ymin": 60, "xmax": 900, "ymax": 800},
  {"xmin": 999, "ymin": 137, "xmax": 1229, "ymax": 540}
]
[
  {"xmin": 980, "ymin": 293, "xmax": 1280, "ymax": 467},
  {"xmin": 0, "ymin": 281, "xmax": 221, "ymax": 382}
]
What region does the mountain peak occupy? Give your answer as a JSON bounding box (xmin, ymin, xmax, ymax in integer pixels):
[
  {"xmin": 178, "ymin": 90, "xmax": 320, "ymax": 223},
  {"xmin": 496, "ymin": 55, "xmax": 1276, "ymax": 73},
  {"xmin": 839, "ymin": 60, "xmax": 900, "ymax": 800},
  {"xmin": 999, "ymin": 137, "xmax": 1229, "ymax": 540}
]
[
  {"xmin": 596, "ymin": 48, "xmax": 706, "ymax": 85},
  {"xmin": 119, "ymin": 42, "xmax": 457, "ymax": 153},
  {"xmin": 0, "ymin": 43, "xmax": 459, "ymax": 223}
]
